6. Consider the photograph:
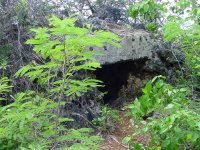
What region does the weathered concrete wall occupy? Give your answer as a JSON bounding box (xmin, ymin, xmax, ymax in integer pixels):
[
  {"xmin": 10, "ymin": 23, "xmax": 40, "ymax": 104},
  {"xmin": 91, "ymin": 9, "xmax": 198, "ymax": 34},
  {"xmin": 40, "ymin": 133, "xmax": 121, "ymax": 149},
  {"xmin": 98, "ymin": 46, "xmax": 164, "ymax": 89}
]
[
  {"xmin": 92, "ymin": 22, "xmax": 184, "ymax": 76},
  {"xmin": 94, "ymin": 30, "xmax": 155, "ymax": 65}
]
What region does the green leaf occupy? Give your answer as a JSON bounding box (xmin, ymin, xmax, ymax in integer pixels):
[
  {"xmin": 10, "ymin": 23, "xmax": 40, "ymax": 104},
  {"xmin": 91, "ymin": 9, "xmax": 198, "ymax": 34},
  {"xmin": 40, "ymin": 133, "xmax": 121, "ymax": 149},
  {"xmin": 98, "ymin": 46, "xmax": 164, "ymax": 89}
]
[
  {"xmin": 165, "ymin": 104, "xmax": 174, "ymax": 110},
  {"xmin": 122, "ymin": 136, "xmax": 132, "ymax": 145},
  {"xmin": 133, "ymin": 143, "xmax": 143, "ymax": 150},
  {"xmin": 143, "ymin": 4, "xmax": 149, "ymax": 13},
  {"xmin": 58, "ymin": 118, "xmax": 74, "ymax": 123},
  {"xmin": 162, "ymin": 139, "xmax": 170, "ymax": 148}
]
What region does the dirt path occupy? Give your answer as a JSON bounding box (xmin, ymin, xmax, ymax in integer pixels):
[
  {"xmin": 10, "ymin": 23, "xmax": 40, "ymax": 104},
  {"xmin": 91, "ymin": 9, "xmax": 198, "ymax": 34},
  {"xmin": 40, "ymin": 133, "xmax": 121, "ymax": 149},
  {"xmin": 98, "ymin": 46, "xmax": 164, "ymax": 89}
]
[
  {"xmin": 99, "ymin": 110, "xmax": 150, "ymax": 150},
  {"xmin": 99, "ymin": 110, "xmax": 133, "ymax": 150}
]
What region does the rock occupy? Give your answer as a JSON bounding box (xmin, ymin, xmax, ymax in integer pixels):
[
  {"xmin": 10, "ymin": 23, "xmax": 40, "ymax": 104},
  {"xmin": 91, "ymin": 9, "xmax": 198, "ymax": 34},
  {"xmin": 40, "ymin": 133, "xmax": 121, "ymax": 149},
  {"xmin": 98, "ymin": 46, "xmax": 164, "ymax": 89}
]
[
  {"xmin": 88, "ymin": 18, "xmax": 107, "ymax": 31},
  {"xmin": 62, "ymin": 91, "xmax": 101, "ymax": 128},
  {"xmin": 94, "ymin": 29, "xmax": 155, "ymax": 65},
  {"xmin": 74, "ymin": 19, "xmax": 84, "ymax": 28},
  {"xmin": 97, "ymin": 5, "xmax": 122, "ymax": 23},
  {"xmin": 93, "ymin": 24, "xmax": 184, "ymax": 73},
  {"xmin": 156, "ymin": 48, "xmax": 185, "ymax": 65},
  {"xmin": 132, "ymin": 23, "xmax": 145, "ymax": 30},
  {"xmin": 144, "ymin": 59, "xmax": 167, "ymax": 73}
]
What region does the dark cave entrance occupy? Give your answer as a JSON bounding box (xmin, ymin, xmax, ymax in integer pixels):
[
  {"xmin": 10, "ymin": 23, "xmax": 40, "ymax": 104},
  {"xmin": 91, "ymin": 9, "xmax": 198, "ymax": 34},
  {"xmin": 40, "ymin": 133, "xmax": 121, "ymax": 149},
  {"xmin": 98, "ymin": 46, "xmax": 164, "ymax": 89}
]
[{"xmin": 94, "ymin": 59, "xmax": 148, "ymax": 104}]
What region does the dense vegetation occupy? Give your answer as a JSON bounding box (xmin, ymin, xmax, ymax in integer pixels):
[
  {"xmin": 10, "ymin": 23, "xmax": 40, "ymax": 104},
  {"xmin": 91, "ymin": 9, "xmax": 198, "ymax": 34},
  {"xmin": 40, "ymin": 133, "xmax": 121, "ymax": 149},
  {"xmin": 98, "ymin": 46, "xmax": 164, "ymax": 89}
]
[
  {"xmin": 0, "ymin": 0, "xmax": 200, "ymax": 149},
  {"xmin": 124, "ymin": 0, "xmax": 200, "ymax": 149},
  {"xmin": 0, "ymin": 15, "xmax": 120, "ymax": 149}
]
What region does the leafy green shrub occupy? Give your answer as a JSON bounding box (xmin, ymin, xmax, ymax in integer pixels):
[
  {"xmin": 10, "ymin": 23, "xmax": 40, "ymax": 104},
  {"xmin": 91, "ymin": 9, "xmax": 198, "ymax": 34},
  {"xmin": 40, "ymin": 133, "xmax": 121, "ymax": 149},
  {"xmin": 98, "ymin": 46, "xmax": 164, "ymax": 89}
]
[
  {"xmin": 125, "ymin": 1, "xmax": 200, "ymax": 149},
  {"xmin": 0, "ymin": 15, "xmax": 120, "ymax": 149},
  {"xmin": 145, "ymin": 22, "xmax": 158, "ymax": 32},
  {"xmin": 125, "ymin": 76, "xmax": 200, "ymax": 149},
  {"xmin": 0, "ymin": 77, "xmax": 12, "ymax": 96},
  {"xmin": 163, "ymin": 22, "xmax": 200, "ymax": 90},
  {"xmin": 144, "ymin": 104, "xmax": 200, "ymax": 150},
  {"xmin": 126, "ymin": 76, "xmax": 176, "ymax": 119},
  {"xmin": 92, "ymin": 105, "xmax": 119, "ymax": 130},
  {"xmin": 0, "ymin": 91, "xmax": 61, "ymax": 149},
  {"xmin": 15, "ymin": 15, "xmax": 120, "ymax": 99},
  {"xmin": 0, "ymin": 90, "xmax": 101, "ymax": 149},
  {"xmin": 126, "ymin": 0, "xmax": 166, "ymax": 29}
]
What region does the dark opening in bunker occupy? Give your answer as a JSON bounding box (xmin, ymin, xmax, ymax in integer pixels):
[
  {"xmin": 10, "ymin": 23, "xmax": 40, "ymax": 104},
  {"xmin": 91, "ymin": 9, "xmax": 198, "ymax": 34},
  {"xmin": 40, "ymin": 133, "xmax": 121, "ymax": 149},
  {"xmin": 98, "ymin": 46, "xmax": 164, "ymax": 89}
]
[{"xmin": 94, "ymin": 59, "xmax": 148, "ymax": 104}]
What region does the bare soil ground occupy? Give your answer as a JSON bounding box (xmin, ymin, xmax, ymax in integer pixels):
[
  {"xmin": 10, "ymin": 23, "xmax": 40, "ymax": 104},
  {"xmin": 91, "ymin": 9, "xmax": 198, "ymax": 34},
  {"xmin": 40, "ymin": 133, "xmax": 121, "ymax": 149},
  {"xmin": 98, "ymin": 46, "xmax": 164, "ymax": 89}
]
[{"xmin": 99, "ymin": 110, "xmax": 149, "ymax": 150}]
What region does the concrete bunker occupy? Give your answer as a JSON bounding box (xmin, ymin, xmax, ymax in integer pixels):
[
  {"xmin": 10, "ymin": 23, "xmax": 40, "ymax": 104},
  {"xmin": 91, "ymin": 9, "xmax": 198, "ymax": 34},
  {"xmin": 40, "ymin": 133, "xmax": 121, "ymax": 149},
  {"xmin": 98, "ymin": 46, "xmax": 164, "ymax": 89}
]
[{"xmin": 94, "ymin": 58, "xmax": 148, "ymax": 104}]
